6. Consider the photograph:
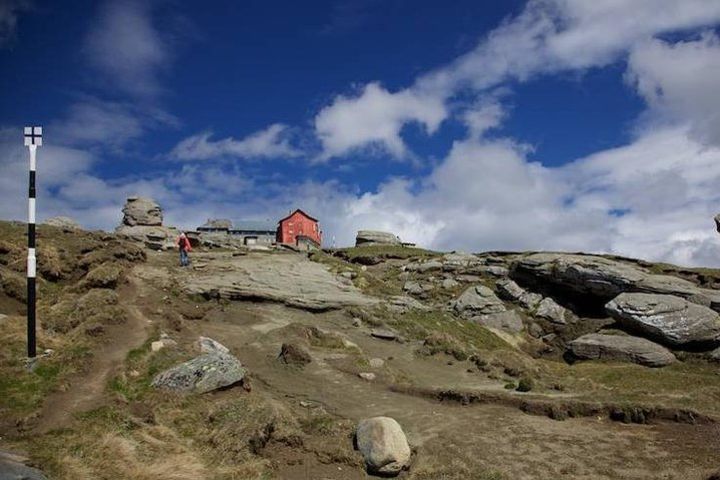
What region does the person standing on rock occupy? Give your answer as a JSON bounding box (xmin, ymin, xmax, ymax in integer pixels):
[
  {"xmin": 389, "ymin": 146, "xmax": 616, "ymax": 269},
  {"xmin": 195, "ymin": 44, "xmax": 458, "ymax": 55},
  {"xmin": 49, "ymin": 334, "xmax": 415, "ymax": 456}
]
[{"xmin": 176, "ymin": 232, "xmax": 192, "ymax": 267}]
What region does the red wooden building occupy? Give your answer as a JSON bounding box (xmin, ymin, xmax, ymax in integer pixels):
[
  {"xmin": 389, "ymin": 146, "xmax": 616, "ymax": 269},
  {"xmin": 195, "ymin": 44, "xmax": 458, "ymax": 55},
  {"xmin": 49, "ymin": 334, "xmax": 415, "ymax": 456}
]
[{"xmin": 276, "ymin": 209, "xmax": 322, "ymax": 248}]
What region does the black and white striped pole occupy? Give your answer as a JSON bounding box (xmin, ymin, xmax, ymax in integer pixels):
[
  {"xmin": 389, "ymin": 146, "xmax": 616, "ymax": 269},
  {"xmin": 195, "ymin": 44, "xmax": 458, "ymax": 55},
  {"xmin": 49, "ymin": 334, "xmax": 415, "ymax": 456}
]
[{"xmin": 24, "ymin": 126, "xmax": 42, "ymax": 361}]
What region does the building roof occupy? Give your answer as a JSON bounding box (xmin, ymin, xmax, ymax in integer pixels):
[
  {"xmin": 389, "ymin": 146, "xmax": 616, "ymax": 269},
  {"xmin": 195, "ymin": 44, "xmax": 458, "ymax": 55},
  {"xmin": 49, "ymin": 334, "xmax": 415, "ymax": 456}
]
[
  {"xmin": 230, "ymin": 220, "xmax": 276, "ymax": 232},
  {"xmin": 278, "ymin": 209, "xmax": 319, "ymax": 224}
]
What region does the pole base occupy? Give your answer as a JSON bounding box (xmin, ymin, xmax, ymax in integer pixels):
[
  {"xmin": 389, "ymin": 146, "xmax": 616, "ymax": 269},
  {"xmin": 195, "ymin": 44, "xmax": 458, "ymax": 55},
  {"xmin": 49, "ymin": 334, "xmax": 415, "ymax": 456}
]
[{"xmin": 25, "ymin": 356, "xmax": 38, "ymax": 372}]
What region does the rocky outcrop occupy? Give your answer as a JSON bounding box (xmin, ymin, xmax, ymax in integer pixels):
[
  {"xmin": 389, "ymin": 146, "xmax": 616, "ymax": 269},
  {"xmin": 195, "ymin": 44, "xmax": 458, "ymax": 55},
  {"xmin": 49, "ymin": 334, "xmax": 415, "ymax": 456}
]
[
  {"xmin": 474, "ymin": 310, "xmax": 524, "ymax": 333},
  {"xmin": 451, "ymin": 285, "xmax": 506, "ymax": 316},
  {"xmin": 535, "ymin": 297, "xmax": 570, "ymax": 325},
  {"xmin": 606, "ymin": 293, "xmax": 720, "ymax": 347},
  {"xmin": 151, "ymin": 351, "xmax": 246, "ymax": 393},
  {"xmin": 183, "ymin": 251, "xmax": 377, "ymax": 311},
  {"xmin": 116, "ymin": 196, "xmax": 176, "ymax": 250},
  {"xmin": 121, "ymin": 196, "xmax": 162, "ymax": 226},
  {"xmin": 441, "ymin": 252, "xmax": 482, "ymax": 269},
  {"xmin": 355, "ymin": 230, "xmax": 401, "ymax": 247},
  {"xmin": 511, "ymin": 253, "xmax": 720, "ymax": 311},
  {"xmin": 568, "ymin": 333, "xmax": 676, "ymax": 367},
  {"xmin": 43, "ymin": 216, "xmax": 81, "ymax": 230},
  {"xmin": 355, "ymin": 417, "xmax": 411, "ymax": 476},
  {"xmin": 496, "ymin": 279, "xmax": 542, "ymax": 309}
]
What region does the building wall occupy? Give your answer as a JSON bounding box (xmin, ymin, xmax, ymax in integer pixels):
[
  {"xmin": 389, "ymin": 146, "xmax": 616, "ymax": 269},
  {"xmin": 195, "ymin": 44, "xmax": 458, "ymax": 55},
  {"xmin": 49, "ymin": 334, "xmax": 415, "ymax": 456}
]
[{"xmin": 277, "ymin": 211, "xmax": 321, "ymax": 246}]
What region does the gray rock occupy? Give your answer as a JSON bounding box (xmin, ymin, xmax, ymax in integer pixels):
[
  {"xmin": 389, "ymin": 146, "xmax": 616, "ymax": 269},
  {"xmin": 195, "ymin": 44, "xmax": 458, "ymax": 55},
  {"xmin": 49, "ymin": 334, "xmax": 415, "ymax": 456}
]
[
  {"xmin": 355, "ymin": 417, "xmax": 411, "ymax": 476},
  {"xmin": 115, "ymin": 225, "xmax": 178, "ymax": 251},
  {"xmin": 606, "ymin": 293, "xmax": 720, "ymax": 347},
  {"xmin": 451, "ymin": 285, "xmax": 506, "ymax": 317},
  {"xmin": 43, "ymin": 216, "xmax": 81, "ymax": 230},
  {"xmin": 151, "ymin": 352, "xmax": 246, "ymax": 393},
  {"xmin": 511, "ymin": 253, "xmax": 720, "ymax": 312},
  {"xmin": 441, "ymin": 252, "xmax": 482, "ymax": 269},
  {"xmin": 355, "ymin": 230, "xmax": 401, "ymax": 246},
  {"xmin": 568, "ymin": 333, "xmax": 676, "ymax": 367},
  {"xmin": 0, "ymin": 450, "xmax": 48, "ymax": 480},
  {"xmin": 472, "ymin": 310, "xmax": 524, "ymax": 333},
  {"xmin": 535, "ymin": 297, "xmax": 570, "ymax": 324},
  {"xmin": 409, "ymin": 260, "xmax": 443, "ymax": 273},
  {"xmin": 709, "ymin": 346, "xmax": 720, "ymax": 362},
  {"xmin": 495, "ymin": 279, "xmax": 542, "ymax": 309},
  {"xmin": 403, "ymin": 281, "xmax": 424, "ymax": 295},
  {"xmin": 183, "ymin": 252, "xmax": 377, "ymax": 311},
  {"xmin": 278, "ymin": 343, "xmax": 312, "ymax": 366},
  {"xmin": 386, "ymin": 295, "xmax": 429, "ymax": 313},
  {"xmin": 371, "ymin": 328, "xmax": 399, "ymax": 341},
  {"xmin": 121, "ymin": 196, "xmax": 163, "ymax": 226},
  {"xmin": 479, "ymin": 265, "xmax": 510, "ymax": 277},
  {"xmin": 441, "ymin": 278, "xmax": 460, "ymax": 289},
  {"xmin": 197, "ymin": 336, "xmax": 230, "ymax": 354},
  {"xmin": 358, "ymin": 372, "xmax": 376, "ymax": 381}
]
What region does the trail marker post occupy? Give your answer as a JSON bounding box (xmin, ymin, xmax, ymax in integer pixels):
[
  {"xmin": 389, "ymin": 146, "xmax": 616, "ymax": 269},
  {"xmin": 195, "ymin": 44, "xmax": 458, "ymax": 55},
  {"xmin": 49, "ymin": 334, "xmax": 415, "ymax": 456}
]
[{"xmin": 24, "ymin": 126, "xmax": 42, "ymax": 361}]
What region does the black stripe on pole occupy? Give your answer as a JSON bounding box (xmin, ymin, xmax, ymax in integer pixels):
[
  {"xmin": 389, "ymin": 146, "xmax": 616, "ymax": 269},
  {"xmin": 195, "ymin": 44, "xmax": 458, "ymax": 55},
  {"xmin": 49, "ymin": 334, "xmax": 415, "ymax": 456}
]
[
  {"xmin": 29, "ymin": 170, "xmax": 36, "ymax": 196},
  {"xmin": 27, "ymin": 279, "xmax": 36, "ymax": 358},
  {"xmin": 28, "ymin": 223, "xmax": 35, "ymax": 249}
]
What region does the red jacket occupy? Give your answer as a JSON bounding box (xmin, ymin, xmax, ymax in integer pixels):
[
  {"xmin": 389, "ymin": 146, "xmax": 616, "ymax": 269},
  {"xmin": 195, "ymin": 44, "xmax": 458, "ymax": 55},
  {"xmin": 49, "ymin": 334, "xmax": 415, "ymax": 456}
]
[{"xmin": 176, "ymin": 235, "xmax": 192, "ymax": 252}]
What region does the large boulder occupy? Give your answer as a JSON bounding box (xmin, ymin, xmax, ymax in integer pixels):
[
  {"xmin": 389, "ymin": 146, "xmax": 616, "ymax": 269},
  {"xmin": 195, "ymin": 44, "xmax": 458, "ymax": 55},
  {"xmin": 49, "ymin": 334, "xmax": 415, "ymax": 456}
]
[
  {"xmin": 355, "ymin": 417, "xmax": 411, "ymax": 476},
  {"xmin": 355, "ymin": 230, "xmax": 401, "ymax": 247},
  {"xmin": 473, "ymin": 310, "xmax": 524, "ymax": 333},
  {"xmin": 511, "ymin": 253, "xmax": 720, "ymax": 312},
  {"xmin": 121, "ymin": 196, "xmax": 163, "ymax": 226},
  {"xmin": 151, "ymin": 351, "xmax": 246, "ymax": 393},
  {"xmin": 115, "ymin": 225, "xmax": 177, "ymax": 251},
  {"xmin": 451, "ymin": 285, "xmax": 506, "ymax": 317},
  {"xmin": 495, "ymin": 279, "xmax": 542, "ymax": 309},
  {"xmin": 535, "ymin": 297, "xmax": 571, "ymax": 325},
  {"xmin": 43, "ymin": 216, "xmax": 81, "ymax": 230},
  {"xmin": 606, "ymin": 293, "xmax": 720, "ymax": 347},
  {"xmin": 568, "ymin": 333, "xmax": 676, "ymax": 367}
]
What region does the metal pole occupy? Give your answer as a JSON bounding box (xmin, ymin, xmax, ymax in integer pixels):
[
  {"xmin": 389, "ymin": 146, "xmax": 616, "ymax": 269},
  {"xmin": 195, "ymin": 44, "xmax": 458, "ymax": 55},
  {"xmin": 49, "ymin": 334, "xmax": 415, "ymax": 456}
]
[{"xmin": 27, "ymin": 143, "xmax": 37, "ymax": 359}]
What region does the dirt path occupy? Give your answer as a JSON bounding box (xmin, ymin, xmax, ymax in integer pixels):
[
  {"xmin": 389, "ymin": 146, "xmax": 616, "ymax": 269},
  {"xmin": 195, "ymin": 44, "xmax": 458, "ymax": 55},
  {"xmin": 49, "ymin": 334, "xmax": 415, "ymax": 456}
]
[{"xmin": 34, "ymin": 274, "xmax": 151, "ymax": 434}]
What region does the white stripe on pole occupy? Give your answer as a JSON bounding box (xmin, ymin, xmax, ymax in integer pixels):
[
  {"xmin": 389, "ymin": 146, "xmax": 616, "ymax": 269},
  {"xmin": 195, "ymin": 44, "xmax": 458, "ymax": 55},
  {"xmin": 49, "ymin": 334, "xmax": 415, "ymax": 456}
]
[
  {"xmin": 27, "ymin": 248, "xmax": 36, "ymax": 278},
  {"xmin": 29, "ymin": 145, "xmax": 37, "ymax": 171},
  {"xmin": 28, "ymin": 198, "xmax": 36, "ymax": 223}
]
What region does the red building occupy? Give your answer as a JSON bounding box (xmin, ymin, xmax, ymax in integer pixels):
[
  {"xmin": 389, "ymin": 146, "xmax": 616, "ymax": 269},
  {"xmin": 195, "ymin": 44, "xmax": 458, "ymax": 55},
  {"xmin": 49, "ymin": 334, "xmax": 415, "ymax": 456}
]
[{"xmin": 276, "ymin": 209, "xmax": 322, "ymax": 248}]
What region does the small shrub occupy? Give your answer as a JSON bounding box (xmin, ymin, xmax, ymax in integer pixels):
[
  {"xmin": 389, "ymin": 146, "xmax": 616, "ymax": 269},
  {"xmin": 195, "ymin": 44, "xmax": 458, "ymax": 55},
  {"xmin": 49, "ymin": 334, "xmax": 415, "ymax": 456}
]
[{"xmin": 516, "ymin": 377, "xmax": 534, "ymax": 392}]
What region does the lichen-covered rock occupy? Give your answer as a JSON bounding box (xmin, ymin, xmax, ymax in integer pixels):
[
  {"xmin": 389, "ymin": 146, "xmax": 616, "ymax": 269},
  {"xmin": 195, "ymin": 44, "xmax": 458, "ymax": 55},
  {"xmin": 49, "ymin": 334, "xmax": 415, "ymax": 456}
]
[
  {"xmin": 355, "ymin": 417, "xmax": 411, "ymax": 476},
  {"xmin": 473, "ymin": 310, "xmax": 524, "ymax": 333},
  {"xmin": 197, "ymin": 336, "xmax": 230, "ymax": 354},
  {"xmin": 151, "ymin": 352, "xmax": 246, "ymax": 393},
  {"xmin": 496, "ymin": 279, "xmax": 542, "ymax": 309},
  {"xmin": 535, "ymin": 297, "xmax": 570, "ymax": 324},
  {"xmin": 355, "ymin": 230, "xmax": 401, "ymax": 246},
  {"xmin": 568, "ymin": 333, "xmax": 676, "ymax": 367},
  {"xmin": 606, "ymin": 293, "xmax": 720, "ymax": 347},
  {"xmin": 43, "ymin": 216, "xmax": 81, "ymax": 230},
  {"xmin": 451, "ymin": 285, "xmax": 506, "ymax": 317},
  {"xmin": 84, "ymin": 263, "xmax": 122, "ymax": 289},
  {"xmin": 121, "ymin": 196, "xmax": 163, "ymax": 226},
  {"xmin": 115, "ymin": 225, "xmax": 178, "ymax": 251}
]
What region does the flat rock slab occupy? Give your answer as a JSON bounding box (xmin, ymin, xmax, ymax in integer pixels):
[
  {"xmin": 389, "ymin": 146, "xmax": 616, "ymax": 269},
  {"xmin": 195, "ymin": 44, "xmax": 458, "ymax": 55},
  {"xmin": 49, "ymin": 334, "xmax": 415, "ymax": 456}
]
[
  {"xmin": 151, "ymin": 352, "xmax": 246, "ymax": 393},
  {"xmin": 606, "ymin": 293, "xmax": 720, "ymax": 347},
  {"xmin": 356, "ymin": 417, "xmax": 411, "ymax": 476},
  {"xmin": 183, "ymin": 252, "xmax": 377, "ymax": 311},
  {"xmin": 471, "ymin": 310, "xmax": 524, "ymax": 333},
  {"xmin": 371, "ymin": 328, "xmax": 399, "ymax": 341},
  {"xmin": 568, "ymin": 333, "xmax": 676, "ymax": 367}
]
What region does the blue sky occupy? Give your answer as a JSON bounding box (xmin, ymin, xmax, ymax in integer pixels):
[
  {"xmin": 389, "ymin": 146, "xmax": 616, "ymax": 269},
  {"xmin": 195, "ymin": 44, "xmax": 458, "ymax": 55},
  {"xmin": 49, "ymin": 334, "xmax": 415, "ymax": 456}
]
[{"xmin": 2, "ymin": 0, "xmax": 720, "ymax": 266}]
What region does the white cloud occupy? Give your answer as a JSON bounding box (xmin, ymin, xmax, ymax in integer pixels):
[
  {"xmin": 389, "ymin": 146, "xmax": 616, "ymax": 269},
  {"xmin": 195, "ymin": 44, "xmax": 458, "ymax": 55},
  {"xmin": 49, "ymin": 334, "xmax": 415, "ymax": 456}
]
[
  {"xmin": 170, "ymin": 124, "xmax": 301, "ymax": 161},
  {"xmin": 314, "ymin": 0, "xmax": 720, "ymax": 159},
  {"xmin": 84, "ymin": 0, "xmax": 169, "ymax": 98},
  {"xmin": 0, "ymin": 0, "xmax": 31, "ymax": 47},
  {"xmin": 50, "ymin": 97, "xmax": 178, "ymax": 150},
  {"xmin": 627, "ymin": 33, "xmax": 720, "ymax": 146},
  {"xmin": 314, "ymin": 82, "xmax": 446, "ymax": 160}
]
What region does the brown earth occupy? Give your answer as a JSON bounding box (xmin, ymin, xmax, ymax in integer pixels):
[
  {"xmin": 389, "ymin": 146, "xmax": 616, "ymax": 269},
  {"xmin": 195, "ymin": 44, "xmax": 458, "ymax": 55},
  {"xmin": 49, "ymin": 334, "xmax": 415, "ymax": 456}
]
[{"xmin": 1, "ymin": 229, "xmax": 719, "ymax": 479}]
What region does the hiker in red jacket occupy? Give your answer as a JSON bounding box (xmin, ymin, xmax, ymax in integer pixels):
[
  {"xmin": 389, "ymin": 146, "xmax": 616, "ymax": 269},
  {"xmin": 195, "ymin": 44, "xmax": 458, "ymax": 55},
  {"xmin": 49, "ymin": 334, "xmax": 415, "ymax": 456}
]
[{"xmin": 176, "ymin": 232, "xmax": 192, "ymax": 267}]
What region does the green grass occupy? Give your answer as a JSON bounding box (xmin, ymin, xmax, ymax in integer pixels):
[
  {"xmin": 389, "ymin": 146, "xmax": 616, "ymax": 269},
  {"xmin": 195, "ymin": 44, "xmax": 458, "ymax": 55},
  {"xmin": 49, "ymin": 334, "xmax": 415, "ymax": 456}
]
[
  {"xmin": 382, "ymin": 309, "xmax": 510, "ymax": 357},
  {"xmin": 335, "ymin": 244, "xmax": 437, "ymax": 261}
]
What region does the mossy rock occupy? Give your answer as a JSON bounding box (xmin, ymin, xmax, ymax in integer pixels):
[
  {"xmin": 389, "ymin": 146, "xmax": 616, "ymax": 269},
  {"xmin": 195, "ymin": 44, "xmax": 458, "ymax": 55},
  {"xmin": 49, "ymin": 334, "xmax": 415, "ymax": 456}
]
[{"xmin": 84, "ymin": 263, "xmax": 123, "ymax": 289}]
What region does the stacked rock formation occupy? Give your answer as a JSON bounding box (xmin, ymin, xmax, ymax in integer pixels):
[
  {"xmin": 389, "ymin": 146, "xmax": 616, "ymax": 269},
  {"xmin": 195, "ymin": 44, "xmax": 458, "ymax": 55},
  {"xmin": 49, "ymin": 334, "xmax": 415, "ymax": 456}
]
[
  {"xmin": 355, "ymin": 230, "xmax": 401, "ymax": 247},
  {"xmin": 115, "ymin": 196, "xmax": 177, "ymax": 250}
]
